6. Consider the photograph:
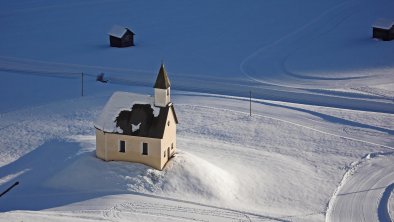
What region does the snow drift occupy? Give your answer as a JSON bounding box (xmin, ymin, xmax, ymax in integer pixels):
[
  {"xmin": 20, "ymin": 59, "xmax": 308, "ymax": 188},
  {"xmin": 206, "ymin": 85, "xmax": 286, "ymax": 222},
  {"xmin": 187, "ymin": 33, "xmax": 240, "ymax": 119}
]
[{"xmin": 45, "ymin": 145, "xmax": 239, "ymax": 204}]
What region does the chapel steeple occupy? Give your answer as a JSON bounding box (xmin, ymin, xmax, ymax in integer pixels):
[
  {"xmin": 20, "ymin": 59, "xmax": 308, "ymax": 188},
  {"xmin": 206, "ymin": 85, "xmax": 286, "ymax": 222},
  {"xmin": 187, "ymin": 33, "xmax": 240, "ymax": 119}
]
[{"xmin": 154, "ymin": 64, "xmax": 171, "ymax": 107}]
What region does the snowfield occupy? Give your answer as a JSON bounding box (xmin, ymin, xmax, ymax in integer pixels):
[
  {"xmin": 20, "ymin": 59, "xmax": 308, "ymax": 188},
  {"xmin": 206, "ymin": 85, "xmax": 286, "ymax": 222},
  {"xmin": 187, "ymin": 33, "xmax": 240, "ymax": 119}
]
[
  {"xmin": 0, "ymin": 91, "xmax": 393, "ymax": 221},
  {"xmin": 0, "ymin": 0, "xmax": 393, "ymax": 221},
  {"xmin": 327, "ymin": 153, "xmax": 394, "ymax": 222}
]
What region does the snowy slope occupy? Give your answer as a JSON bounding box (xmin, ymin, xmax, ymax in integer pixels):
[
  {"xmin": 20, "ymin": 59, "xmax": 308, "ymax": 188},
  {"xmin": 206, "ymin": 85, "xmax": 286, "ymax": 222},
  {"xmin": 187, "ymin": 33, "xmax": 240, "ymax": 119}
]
[
  {"xmin": 0, "ymin": 0, "xmax": 393, "ymax": 221},
  {"xmin": 0, "ymin": 0, "xmax": 393, "ymax": 109},
  {"xmin": 327, "ymin": 153, "xmax": 394, "ymax": 222},
  {"xmin": 390, "ymin": 194, "xmax": 394, "ymax": 221},
  {"xmin": 0, "ymin": 90, "xmax": 392, "ymax": 221}
]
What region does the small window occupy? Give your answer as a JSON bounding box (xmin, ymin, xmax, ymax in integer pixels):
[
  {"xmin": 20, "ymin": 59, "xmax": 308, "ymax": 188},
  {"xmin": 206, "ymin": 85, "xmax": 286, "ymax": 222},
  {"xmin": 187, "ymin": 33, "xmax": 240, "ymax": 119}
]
[
  {"xmin": 164, "ymin": 151, "xmax": 166, "ymax": 158},
  {"xmin": 167, "ymin": 89, "xmax": 169, "ymax": 96},
  {"xmin": 171, "ymin": 143, "xmax": 174, "ymax": 150},
  {"xmin": 142, "ymin": 143, "xmax": 148, "ymax": 155},
  {"xmin": 167, "ymin": 121, "xmax": 170, "ymax": 126},
  {"xmin": 119, "ymin": 140, "xmax": 125, "ymax": 153}
]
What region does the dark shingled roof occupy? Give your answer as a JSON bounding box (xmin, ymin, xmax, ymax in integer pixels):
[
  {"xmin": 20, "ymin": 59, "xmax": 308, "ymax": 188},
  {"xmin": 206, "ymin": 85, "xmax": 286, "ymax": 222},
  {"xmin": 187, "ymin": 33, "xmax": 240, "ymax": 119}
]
[
  {"xmin": 154, "ymin": 64, "xmax": 171, "ymax": 89},
  {"xmin": 114, "ymin": 103, "xmax": 178, "ymax": 139}
]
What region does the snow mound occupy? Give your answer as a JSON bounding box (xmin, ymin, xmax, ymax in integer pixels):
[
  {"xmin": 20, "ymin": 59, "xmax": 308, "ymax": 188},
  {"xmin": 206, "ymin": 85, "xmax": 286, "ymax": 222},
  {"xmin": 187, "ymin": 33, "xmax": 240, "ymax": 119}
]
[
  {"xmin": 161, "ymin": 152, "xmax": 239, "ymax": 202},
  {"xmin": 45, "ymin": 148, "xmax": 238, "ymax": 203}
]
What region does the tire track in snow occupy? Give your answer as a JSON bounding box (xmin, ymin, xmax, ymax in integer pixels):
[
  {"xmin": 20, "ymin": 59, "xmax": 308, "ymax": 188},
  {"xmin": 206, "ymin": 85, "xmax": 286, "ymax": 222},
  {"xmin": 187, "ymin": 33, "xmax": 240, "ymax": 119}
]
[
  {"xmin": 176, "ymin": 96, "xmax": 394, "ymax": 151},
  {"xmin": 378, "ymin": 183, "xmax": 394, "ymax": 222},
  {"xmin": 2, "ymin": 55, "xmax": 394, "ymax": 115},
  {"xmin": 176, "ymin": 96, "xmax": 394, "ymax": 222},
  {"xmin": 239, "ymin": 0, "xmax": 357, "ymax": 89},
  {"xmin": 326, "ymin": 153, "xmax": 394, "ymax": 222},
  {"xmin": 97, "ymin": 201, "xmax": 271, "ymax": 222},
  {"xmin": 66, "ymin": 200, "xmax": 280, "ymax": 221}
]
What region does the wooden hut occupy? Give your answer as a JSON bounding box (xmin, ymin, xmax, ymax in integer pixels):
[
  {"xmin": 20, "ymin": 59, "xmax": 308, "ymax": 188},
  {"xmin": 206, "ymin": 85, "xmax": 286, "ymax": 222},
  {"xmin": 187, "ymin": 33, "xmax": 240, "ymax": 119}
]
[
  {"xmin": 372, "ymin": 19, "xmax": 394, "ymax": 41},
  {"xmin": 108, "ymin": 25, "xmax": 135, "ymax": 47}
]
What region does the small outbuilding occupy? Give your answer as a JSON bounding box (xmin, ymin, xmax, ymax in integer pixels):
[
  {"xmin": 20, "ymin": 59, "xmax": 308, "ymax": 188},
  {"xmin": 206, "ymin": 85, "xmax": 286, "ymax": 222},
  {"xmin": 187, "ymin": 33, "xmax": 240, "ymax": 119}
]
[
  {"xmin": 372, "ymin": 19, "xmax": 394, "ymax": 41},
  {"xmin": 108, "ymin": 25, "xmax": 135, "ymax": 47},
  {"xmin": 95, "ymin": 64, "xmax": 178, "ymax": 170}
]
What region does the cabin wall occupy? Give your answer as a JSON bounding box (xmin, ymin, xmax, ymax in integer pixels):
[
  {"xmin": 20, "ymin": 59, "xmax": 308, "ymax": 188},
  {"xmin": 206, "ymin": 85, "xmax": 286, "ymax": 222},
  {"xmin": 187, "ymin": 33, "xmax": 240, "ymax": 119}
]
[
  {"xmin": 122, "ymin": 32, "xmax": 134, "ymax": 46},
  {"xmin": 373, "ymin": 28, "xmax": 393, "ymax": 41},
  {"xmin": 95, "ymin": 129, "xmax": 163, "ymax": 170},
  {"xmin": 109, "ymin": 34, "xmax": 134, "ymax": 47},
  {"xmin": 109, "ymin": 36, "xmax": 122, "ymax": 47}
]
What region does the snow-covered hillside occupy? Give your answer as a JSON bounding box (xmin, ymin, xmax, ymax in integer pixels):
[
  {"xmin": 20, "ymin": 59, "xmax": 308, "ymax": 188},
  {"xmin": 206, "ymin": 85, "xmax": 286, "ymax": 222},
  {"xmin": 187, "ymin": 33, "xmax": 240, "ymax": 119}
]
[
  {"xmin": 0, "ymin": 91, "xmax": 392, "ymax": 221},
  {"xmin": 1, "ymin": 0, "xmax": 394, "ymax": 111},
  {"xmin": 0, "ymin": 0, "xmax": 393, "ymax": 221}
]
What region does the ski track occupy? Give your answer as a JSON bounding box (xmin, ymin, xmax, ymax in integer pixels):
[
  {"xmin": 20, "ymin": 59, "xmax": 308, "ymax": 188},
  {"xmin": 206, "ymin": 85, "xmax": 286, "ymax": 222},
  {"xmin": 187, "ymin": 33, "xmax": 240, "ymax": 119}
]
[
  {"xmin": 1, "ymin": 1, "xmax": 393, "ymax": 221},
  {"xmin": 239, "ymin": 0, "xmax": 356, "ymax": 89},
  {"xmin": 12, "ymin": 200, "xmax": 288, "ymax": 222},
  {"xmin": 389, "ymin": 191, "xmax": 394, "ymax": 222},
  {"xmin": 326, "ymin": 153, "xmax": 394, "ymax": 222},
  {"xmin": 103, "ymin": 201, "xmax": 288, "ymax": 222},
  {"xmin": 2, "ymin": 56, "xmax": 394, "ymax": 115},
  {"xmin": 0, "ymin": 87, "xmax": 392, "ymax": 221},
  {"xmin": 0, "ymin": 107, "xmax": 391, "ymax": 221},
  {"xmin": 176, "ymin": 96, "xmax": 394, "ymax": 222},
  {"xmin": 176, "ymin": 98, "xmax": 394, "ymax": 151}
]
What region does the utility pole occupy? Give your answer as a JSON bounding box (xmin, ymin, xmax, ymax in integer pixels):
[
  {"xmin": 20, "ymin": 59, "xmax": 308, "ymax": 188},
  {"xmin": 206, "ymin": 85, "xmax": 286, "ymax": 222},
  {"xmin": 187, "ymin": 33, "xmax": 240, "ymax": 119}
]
[
  {"xmin": 249, "ymin": 90, "xmax": 252, "ymax": 117},
  {"xmin": 81, "ymin": 72, "xmax": 84, "ymax": 97}
]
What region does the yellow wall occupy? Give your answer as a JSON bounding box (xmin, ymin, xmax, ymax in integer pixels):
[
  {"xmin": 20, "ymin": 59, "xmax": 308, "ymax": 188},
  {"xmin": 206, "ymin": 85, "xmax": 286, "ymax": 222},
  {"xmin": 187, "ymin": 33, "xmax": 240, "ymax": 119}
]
[
  {"xmin": 96, "ymin": 129, "xmax": 162, "ymax": 170},
  {"xmin": 160, "ymin": 107, "xmax": 177, "ymax": 168}
]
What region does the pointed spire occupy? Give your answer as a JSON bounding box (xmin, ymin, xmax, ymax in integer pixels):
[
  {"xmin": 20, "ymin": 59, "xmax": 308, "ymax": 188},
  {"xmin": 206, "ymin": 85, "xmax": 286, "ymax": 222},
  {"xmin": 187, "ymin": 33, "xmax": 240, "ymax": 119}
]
[{"xmin": 154, "ymin": 63, "xmax": 171, "ymax": 89}]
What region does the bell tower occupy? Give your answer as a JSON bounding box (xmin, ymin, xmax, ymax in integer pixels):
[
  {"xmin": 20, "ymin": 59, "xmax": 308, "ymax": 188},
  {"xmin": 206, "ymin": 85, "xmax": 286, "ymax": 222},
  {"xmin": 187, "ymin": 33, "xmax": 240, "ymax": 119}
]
[{"xmin": 154, "ymin": 64, "xmax": 171, "ymax": 107}]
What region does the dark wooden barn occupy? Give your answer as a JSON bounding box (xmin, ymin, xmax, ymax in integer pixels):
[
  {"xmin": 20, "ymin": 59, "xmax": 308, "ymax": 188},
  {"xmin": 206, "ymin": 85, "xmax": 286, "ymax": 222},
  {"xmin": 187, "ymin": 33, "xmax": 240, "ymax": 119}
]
[
  {"xmin": 372, "ymin": 19, "xmax": 394, "ymax": 41},
  {"xmin": 108, "ymin": 25, "xmax": 135, "ymax": 47}
]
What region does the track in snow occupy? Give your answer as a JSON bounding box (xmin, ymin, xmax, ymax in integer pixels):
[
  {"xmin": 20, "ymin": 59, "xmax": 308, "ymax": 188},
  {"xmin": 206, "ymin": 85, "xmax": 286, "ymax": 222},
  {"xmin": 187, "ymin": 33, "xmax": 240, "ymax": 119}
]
[
  {"xmin": 1, "ymin": 56, "xmax": 393, "ymax": 114},
  {"xmin": 240, "ymin": 0, "xmax": 357, "ymax": 87},
  {"xmin": 0, "ymin": 198, "xmax": 290, "ymax": 222},
  {"xmin": 326, "ymin": 154, "xmax": 394, "ymax": 222}
]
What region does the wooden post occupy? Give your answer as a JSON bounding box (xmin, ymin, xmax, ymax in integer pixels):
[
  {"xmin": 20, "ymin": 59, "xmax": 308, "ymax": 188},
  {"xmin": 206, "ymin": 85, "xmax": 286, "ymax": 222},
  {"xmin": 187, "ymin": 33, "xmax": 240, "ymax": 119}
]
[
  {"xmin": 81, "ymin": 73, "xmax": 84, "ymax": 97},
  {"xmin": 249, "ymin": 90, "xmax": 252, "ymax": 117}
]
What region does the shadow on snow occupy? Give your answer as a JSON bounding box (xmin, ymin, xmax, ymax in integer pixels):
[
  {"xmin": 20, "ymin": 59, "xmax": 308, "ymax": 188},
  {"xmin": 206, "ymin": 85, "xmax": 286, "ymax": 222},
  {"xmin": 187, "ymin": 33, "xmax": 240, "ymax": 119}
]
[{"xmin": 0, "ymin": 140, "xmax": 291, "ymax": 222}]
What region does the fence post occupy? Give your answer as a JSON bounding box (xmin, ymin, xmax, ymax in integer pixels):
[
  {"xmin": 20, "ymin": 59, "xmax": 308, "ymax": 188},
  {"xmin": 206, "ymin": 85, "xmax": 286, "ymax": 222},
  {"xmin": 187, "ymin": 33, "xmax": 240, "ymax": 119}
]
[
  {"xmin": 81, "ymin": 73, "xmax": 84, "ymax": 97},
  {"xmin": 249, "ymin": 90, "xmax": 252, "ymax": 117}
]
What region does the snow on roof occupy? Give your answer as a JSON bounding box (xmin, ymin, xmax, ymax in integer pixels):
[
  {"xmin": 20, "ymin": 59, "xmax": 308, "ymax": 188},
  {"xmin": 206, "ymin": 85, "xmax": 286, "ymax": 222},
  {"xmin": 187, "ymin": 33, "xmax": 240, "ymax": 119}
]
[
  {"xmin": 372, "ymin": 19, "xmax": 394, "ymax": 29},
  {"xmin": 95, "ymin": 92, "xmax": 154, "ymax": 133},
  {"xmin": 108, "ymin": 25, "xmax": 132, "ymax": 38}
]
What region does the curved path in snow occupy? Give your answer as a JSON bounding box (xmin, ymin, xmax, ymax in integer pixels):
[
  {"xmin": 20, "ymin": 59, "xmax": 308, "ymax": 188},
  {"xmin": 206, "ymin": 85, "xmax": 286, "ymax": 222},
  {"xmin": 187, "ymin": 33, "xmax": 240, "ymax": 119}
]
[
  {"xmin": 1, "ymin": 56, "xmax": 394, "ymax": 114},
  {"xmin": 327, "ymin": 154, "xmax": 394, "ymax": 222}
]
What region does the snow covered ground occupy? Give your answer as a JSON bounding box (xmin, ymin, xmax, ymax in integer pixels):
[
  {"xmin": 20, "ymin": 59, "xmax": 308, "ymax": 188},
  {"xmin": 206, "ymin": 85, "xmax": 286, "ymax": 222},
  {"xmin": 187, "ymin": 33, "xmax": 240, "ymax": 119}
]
[
  {"xmin": 327, "ymin": 153, "xmax": 394, "ymax": 222},
  {"xmin": 0, "ymin": 89, "xmax": 392, "ymax": 221},
  {"xmin": 0, "ymin": 0, "xmax": 393, "ymax": 221},
  {"xmin": 390, "ymin": 192, "xmax": 394, "ymax": 221}
]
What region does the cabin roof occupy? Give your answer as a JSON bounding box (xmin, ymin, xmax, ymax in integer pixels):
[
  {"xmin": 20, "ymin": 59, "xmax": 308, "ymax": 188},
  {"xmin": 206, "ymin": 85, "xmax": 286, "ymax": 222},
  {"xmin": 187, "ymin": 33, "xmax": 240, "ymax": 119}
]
[
  {"xmin": 108, "ymin": 25, "xmax": 134, "ymax": 38},
  {"xmin": 95, "ymin": 92, "xmax": 177, "ymax": 139},
  {"xmin": 373, "ymin": 19, "xmax": 394, "ymax": 30}
]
